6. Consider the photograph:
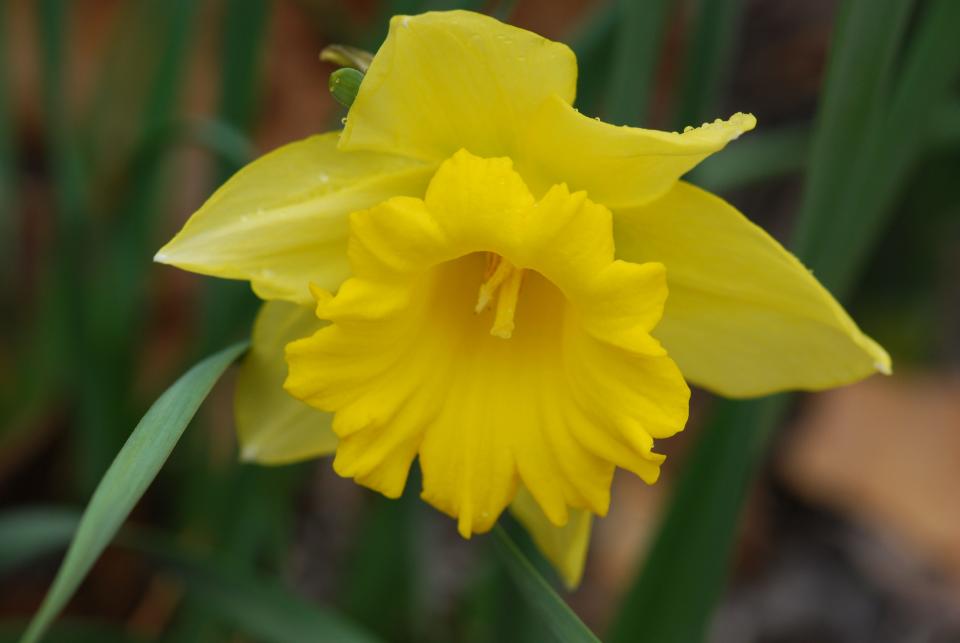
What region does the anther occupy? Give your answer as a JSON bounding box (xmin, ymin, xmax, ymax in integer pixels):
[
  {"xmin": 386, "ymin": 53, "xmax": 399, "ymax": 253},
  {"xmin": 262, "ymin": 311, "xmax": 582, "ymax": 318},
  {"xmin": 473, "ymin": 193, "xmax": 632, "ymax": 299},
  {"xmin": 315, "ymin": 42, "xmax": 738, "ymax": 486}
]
[
  {"xmin": 475, "ymin": 257, "xmax": 513, "ymax": 313},
  {"xmin": 490, "ymin": 268, "xmax": 523, "ymax": 338},
  {"xmin": 475, "ymin": 253, "xmax": 524, "ymax": 339}
]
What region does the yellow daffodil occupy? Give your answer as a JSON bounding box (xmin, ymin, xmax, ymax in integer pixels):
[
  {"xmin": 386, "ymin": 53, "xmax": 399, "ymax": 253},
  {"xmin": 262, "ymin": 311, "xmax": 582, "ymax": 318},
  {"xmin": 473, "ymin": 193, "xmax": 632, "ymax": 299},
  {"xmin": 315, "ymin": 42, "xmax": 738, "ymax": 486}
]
[{"xmin": 156, "ymin": 11, "xmax": 889, "ymax": 587}]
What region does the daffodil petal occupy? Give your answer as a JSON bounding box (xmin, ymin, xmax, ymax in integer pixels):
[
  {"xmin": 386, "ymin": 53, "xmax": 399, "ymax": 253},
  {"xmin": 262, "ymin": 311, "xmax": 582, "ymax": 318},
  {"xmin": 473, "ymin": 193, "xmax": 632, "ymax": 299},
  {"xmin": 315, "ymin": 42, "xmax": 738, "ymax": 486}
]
[
  {"xmin": 510, "ymin": 486, "xmax": 592, "ymax": 589},
  {"xmin": 236, "ymin": 301, "xmax": 337, "ymax": 463},
  {"xmin": 614, "ymin": 181, "xmax": 891, "ymax": 397},
  {"xmin": 518, "ymin": 95, "xmax": 755, "ymax": 205},
  {"xmin": 155, "ymin": 132, "xmax": 433, "ymax": 304},
  {"xmin": 286, "ymin": 151, "xmax": 687, "ymax": 537},
  {"xmin": 339, "ymin": 11, "xmax": 577, "ymax": 162}
]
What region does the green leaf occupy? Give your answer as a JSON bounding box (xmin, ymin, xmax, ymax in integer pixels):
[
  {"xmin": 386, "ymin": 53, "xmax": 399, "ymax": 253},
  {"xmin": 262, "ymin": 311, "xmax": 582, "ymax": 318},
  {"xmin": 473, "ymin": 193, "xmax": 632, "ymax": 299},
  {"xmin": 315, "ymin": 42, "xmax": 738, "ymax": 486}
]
[
  {"xmin": 931, "ymin": 99, "xmax": 960, "ymax": 148},
  {"xmin": 691, "ymin": 124, "xmax": 810, "ymax": 192},
  {"xmin": 156, "ymin": 547, "xmax": 384, "ymax": 643},
  {"xmin": 0, "ymin": 506, "xmax": 384, "ymax": 643},
  {"xmin": 35, "ymin": 0, "xmax": 92, "ymax": 487},
  {"xmin": 672, "ymin": 0, "xmax": 746, "ymax": 130},
  {"xmin": 569, "ymin": 1, "xmax": 615, "ymax": 117},
  {"xmin": 610, "ymin": 1, "xmax": 934, "ymax": 641},
  {"xmin": 0, "ymin": 508, "xmax": 81, "ymax": 576},
  {"xmin": 607, "ymin": 397, "xmax": 787, "ymax": 643},
  {"xmin": 797, "ymin": 0, "xmax": 960, "ymax": 297},
  {"xmin": 792, "ymin": 0, "xmax": 913, "ymax": 280},
  {"xmin": 491, "ymin": 525, "xmax": 601, "ymax": 643},
  {"xmin": 19, "ymin": 342, "xmax": 247, "ymax": 643},
  {"xmin": 603, "ymin": 0, "xmax": 672, "ymax": 126},
  {"xmin": 341, "ymin": 492, "xmax": 417, "ymax": 640}
]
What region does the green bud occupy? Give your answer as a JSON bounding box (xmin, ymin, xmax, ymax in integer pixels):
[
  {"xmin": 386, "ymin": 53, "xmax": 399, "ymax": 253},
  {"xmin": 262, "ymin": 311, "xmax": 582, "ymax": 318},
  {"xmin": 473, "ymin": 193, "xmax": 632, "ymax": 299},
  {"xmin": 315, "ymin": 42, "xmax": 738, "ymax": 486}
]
[{"xmin": 329, "ymin": 67, "xmax": 364, "ymax": 109}]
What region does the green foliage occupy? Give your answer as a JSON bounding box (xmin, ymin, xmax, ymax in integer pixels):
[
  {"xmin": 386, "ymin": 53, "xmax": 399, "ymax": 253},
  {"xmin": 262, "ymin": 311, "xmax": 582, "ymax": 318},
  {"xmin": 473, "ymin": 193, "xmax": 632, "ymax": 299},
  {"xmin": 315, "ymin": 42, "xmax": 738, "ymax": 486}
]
[
  {"xmin": 604, "ymin": 0, "xmax": 672, "ymax": 126},
  {"xmin": 611, "ymin": 1, "xmax": 960, "ymax": 642},
  {"xmin": 0, "ymin": 509, "xmax": 81, "ymax": 577},
  {"xmin": 608, "ymin": 397, "xmax": 788, "ymax": 643},
  {"xmin": 672, "ymin": 0, "xmax": 746, "ymax": 129},
  {"xmin": 492, "ymin": 526, "xmax": 601, "ymax": 643},
  {"xmin": 20, "ymin": 343, "xmax": 247, "ymax": 643},
  {"xmin": 0, "ymin": 507, "xmax": 383, "ymax": 643}
]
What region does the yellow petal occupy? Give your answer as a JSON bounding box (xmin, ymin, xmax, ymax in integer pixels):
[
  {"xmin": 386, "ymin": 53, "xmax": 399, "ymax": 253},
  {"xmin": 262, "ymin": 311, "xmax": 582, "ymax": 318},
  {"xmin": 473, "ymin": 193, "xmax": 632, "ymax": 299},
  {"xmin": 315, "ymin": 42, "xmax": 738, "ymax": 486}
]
[
  {"xmin": 155, "ymin": 132, "xmax": 433, "ymax": 304},
  {"xmin": 518, "ymin": 95, "xmax": 755, "ymax": 205},
  {"xmin": 510, "ymin": 486, "xmax": 592, "ymax": 589},
  {"xmin": 340, "ymin": 11, "xmax": 577, "ymax": 162},
  {"xmin": 614, "ymin": 181, "xmax": 891, "ymax": 397},
  {"xmin": 236, "ymin": 301, "xmax": 337, "ymax": 463},
  {"xmin": 286, "ymin": 151, "xmax": 687, "ymax": 538}
]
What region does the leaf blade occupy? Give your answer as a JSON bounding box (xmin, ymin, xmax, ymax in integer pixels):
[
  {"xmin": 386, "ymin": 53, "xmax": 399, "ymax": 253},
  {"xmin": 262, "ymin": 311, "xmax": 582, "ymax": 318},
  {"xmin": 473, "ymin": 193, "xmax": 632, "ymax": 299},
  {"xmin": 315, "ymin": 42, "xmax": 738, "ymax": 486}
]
[
  {"xmin": 160, "ymin": 549, "xmax": 384, "ymax": 643},
  {"xmin": 0, "ymin": 506, "xmax": 383, "ymax": 643},
  {"xmin": 19, "ymin": 342, "xmax": 247, "ymax": 643},
  {"xmin": 492, "ymin": 525, "xmax": 601, "ymax": 643},
  {"xmin": 603, "ymin": 0, "xmax": 672, "ymax": 126},
  {"xmin": 0, "ymin": 508, "xmax": 81, "ymax": 576},
  {"xmin": 609, "ymin": 1, "xmax": 922, "ymax": 641}
]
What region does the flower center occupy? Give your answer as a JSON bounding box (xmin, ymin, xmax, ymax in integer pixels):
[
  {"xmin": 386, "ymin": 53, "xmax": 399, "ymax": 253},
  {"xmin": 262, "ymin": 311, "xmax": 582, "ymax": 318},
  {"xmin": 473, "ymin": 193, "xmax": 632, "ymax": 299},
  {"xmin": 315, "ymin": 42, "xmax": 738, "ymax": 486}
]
[{"xmin": 474, "ymin": 253, "xmax": 525, "ymax": 339}]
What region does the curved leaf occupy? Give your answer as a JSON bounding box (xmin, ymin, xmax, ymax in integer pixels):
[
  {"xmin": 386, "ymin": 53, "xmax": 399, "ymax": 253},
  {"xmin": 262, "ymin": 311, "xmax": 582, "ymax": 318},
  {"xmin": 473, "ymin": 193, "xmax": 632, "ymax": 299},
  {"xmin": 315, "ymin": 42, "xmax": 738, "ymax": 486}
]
[
  {"xmin": 491, "ymin": 526, "xmax": 600, "ymax": 643},
  {"xmin": 20, "ymin": 342, "xmax": 247, "ymax": 643}
]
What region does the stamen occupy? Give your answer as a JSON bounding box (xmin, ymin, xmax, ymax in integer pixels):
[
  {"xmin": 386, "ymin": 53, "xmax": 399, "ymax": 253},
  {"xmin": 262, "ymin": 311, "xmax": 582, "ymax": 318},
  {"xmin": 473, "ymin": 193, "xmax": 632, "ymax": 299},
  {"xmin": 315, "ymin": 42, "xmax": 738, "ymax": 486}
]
[
  {"xmin": 483, "ymin": 252, "xmax": 500, "ymax": 279},
  {"xmin": 490, "ymin": 267, "xmax": 523, "ymax": 339},
  {"xmin": 475, "ymin": 257, "xmax": 514, "ymax": 313},
  {"xmin": 474, "ymin": 253, "xmax": 525, "ymax": 339}
]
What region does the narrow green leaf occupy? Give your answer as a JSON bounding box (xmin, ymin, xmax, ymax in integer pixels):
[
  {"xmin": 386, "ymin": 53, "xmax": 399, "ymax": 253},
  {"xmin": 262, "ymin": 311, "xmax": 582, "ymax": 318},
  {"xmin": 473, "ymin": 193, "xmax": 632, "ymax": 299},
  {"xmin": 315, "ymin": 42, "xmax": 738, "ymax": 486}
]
[
  {"xmin": 0, "ymin": 507, "xmax": 384, "ymax": 643},
  {"xmin": 607, "ymin": 397, "xmax": 787, "ymax": 643},
  {"xmin": 673, "ymin": 0, "xmax": 746, "ymax": 130},
  {"xmin": 341, "ymin": 487, "xmax": 417, "ymax": 640},
  {"xmin": 35, "ymin": 0, "xmax": 100, "ymax": 491},
  {"xmin": 797, "ymin": 0, "xmax": 960, "ymax": 296},
  {"xmin": 150, "ymin": 546, "xmax": 383, "ymax": 643},
  {"xmin": 603, "ymin": 0, "xmax": 672, "ymax": 126},
  {"xmin": 569, "ymin": 2, "xmax": 616, "ymax": 117},
  {"xmin": 193, "ymin": 0, "xmax": 269, "ymax": 357},
  {"xmin": 91, "ymin": 0, "xmax": 199, "ymax": 340},
  {"xmin": 0, "ymin": 508, "xmax": 81, "ymax": 576},
  {"xmin": 177, "ymin": 562, "xmax": 381, "ymax": 643},
  {"xmin": 691, "ymin": 124, "xmax": 810, "ymax": 192},
  {"xmin": 611, "ymin": 2, "xmax": 927, "ymax": 642},
  {"xmin": 491, "ymin": 525, "xmax": 601, "ymax": 643},
  {"xmin": 215, "ymin": 0, "xmax": 269, "ymax": 183},
  {"xmin": 793, "ymin": 0, "xmax": 912, "ymax": 274},
  {"xmin": 931, "ymin": 99, "xmax": 960, "ymax": 148},
  {"xmin": 164, "ymin": 7, "xmax": 273, "ymax": 637},
  {"xmin": 83, "ymin": 0, "xmax": 195, "ymax": 185},
  {"xmin": 20, "ymin": 342, "xmax": 247, "ymax": 643}
]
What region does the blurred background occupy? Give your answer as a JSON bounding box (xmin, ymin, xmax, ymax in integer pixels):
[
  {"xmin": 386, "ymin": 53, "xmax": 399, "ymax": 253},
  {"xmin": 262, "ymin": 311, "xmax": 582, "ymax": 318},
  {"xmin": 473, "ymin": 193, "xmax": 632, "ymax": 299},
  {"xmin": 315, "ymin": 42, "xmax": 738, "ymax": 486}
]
[{"xmin": 1, "ymin": 0, "xmax": 959, "ymax": 642}]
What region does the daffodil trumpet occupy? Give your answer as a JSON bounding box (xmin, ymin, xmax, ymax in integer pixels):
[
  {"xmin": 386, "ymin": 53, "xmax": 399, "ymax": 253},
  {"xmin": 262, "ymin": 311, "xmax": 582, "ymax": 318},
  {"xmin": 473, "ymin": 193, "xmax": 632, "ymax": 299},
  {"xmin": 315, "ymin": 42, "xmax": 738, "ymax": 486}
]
[{"xmin": 156, "ymin": 10, "xmax": 889, "ymax": 587}]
